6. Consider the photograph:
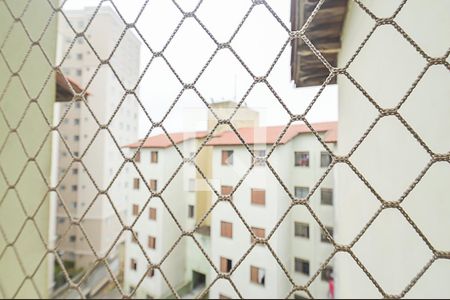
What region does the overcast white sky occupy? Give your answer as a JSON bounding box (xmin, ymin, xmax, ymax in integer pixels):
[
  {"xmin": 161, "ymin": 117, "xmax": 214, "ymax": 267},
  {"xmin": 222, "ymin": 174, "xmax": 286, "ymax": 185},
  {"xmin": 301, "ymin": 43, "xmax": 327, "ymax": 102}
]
[{"xmin": 64, "ymin": 0, "xmax": 337, "ymax": 137}]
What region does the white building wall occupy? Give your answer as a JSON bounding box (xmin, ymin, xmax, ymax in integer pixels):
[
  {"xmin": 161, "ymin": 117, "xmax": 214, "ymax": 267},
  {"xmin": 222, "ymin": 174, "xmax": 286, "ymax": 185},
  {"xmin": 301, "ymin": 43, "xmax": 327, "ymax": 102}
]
[
  {"xmin": 210, "ymin": 132, "xmax": 335, "ymax": 299},
  {"xmin": 336, "ymin": 1, "xmax": 450, "ymax": 298},
  {"xmin": 56, "ymin": 6, "xmax": 140, "ymax": 267},
  {"xmin": 124, "ymin": 140, "xmax": 200, "ymax": 298}
]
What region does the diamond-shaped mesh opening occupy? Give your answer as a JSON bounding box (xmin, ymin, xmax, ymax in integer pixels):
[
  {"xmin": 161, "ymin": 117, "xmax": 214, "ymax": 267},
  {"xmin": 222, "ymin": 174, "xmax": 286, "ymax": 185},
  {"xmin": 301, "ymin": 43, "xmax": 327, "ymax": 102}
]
[{"xmin": 0, "ymin": 0, "xmax": 449, "ymax": 299}]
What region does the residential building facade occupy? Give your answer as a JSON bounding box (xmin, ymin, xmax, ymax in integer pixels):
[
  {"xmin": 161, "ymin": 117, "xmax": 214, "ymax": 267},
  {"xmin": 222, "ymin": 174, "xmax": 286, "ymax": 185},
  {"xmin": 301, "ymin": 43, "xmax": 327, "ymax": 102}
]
[
  {"xmin": 208, "ymin": 123, "xmax": 336, "ymax": 299},
  {"xmin": 291, "ymin": 0, "xmax": 450, "ymax": 298},
  {"xmin": 54, "ymin": 6, "xmax": 141, "ymax": 269},
  {"xmin": 123, "ymin": 119, "xmax": 337, "ymax": 299}
]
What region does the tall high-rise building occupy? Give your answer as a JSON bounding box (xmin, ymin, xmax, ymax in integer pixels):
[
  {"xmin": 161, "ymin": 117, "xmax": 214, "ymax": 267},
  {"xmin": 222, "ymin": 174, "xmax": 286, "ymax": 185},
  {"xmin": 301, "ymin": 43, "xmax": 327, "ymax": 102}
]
[{"xmin": 54, "ymin": 6, "xmax": 141, "ymax": 269}]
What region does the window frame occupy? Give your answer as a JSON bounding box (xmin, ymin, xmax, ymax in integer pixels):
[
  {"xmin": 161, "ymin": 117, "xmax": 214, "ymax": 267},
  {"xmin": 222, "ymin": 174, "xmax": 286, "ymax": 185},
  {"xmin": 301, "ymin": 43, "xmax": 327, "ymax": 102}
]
[
  {"xmin": 320, "ymin": 151, "xmax": 332, "ymax": 168},
  {"xmin": 130, "ymin": 259, "xmax": 137, "ymax": 271},
  {"xmin": 220, "ymin": 257, "xmax": 232, "ymax": 273},
  {"xmin": 294, "ymin": 151, "xmax": 310, "ymax": 167},
  {"xmin": 134, "ymin": 150, "xmax": 141, "ymax": 162},
  {"xmin": 148, "ymin": 236, "xmax": 156, "ymax": 249},
  {"xmin": 151, "ymin": 151, "xmax": 158, "ymax": 163},
  {"xmin": 320, "ymin": 226, "xmax": 334, "ymax": 243},
  {"xmin": 294, "ymin": 257, "xmax": 310, "ymax": 276},
  {"xmin": 294, "ymin": 186, "xmax": 310, "ymax": 199},
  {"xmin": 320, "ymin": 188, "xmax": 333, "ymax": 206},
  {"xmin": 188, "ymin": 204, "xmax": 195, "ymax": 219},
  {"xmin": 251, "ymin": 188, "xmax": 266, "ymax": 206},
  {"xmin": 220, "ymin": 221, "xmax": 233, "ymax": 239},
  {"xmin": 149, "ymin": 179, "xmax": 157, "ymax": 192},
  {"xmin": 250, "ymin": 265, "xmax": 266, "ymax": 286},
  {"xmin": 221, "ymin": 150, "xmax": 234, "ymax": 166},
  {"xmin": 149, "ymin": 207, "xmax": 157, "ymax": 220},
  {"xmin": 132, "ymin": 204, "xmax": 139, "ymax": 216},
  {"xmin": 250, "ymin": 226, "xmax": 266, "ymax": 243},
  {"xmin": 133, "ymin": 178, "xmax": 140, "ymax": 190},
  {"xmin": 294, "ymin": 222, "xmax": 310, "ymax": 239}
]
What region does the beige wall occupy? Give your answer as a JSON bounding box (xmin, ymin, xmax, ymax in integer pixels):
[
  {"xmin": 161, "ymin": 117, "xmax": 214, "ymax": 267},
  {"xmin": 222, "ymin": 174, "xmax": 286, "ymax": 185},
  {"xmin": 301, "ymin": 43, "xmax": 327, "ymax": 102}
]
[{"xmin": 0, "ymin": 0, "xmax": 58, "ymax": 298}]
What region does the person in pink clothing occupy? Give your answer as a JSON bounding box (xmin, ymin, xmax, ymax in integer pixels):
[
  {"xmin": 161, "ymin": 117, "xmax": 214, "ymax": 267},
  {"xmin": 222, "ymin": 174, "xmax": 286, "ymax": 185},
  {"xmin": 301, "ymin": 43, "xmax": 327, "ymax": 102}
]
[{"xmin": 328, "ymin": 274, "xmax": 335, "ymax": 299}]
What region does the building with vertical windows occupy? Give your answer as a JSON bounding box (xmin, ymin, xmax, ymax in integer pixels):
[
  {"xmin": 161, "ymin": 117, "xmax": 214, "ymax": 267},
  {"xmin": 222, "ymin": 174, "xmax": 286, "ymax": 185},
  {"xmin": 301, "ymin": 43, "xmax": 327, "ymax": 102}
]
[
  {"xmin": 291, "ymin": 0, "xmax": 450, "ymax": 298},
  {"xmin": 123, "ymin": 112, "xmax": 337, "ymax": 298},
  {"xmin": 208, "ymin": 122, "xmax": 337, "ymax": 299},
  {"xmin": 54, "ymin": 5, "xmax": 141, "ymax": 269}
]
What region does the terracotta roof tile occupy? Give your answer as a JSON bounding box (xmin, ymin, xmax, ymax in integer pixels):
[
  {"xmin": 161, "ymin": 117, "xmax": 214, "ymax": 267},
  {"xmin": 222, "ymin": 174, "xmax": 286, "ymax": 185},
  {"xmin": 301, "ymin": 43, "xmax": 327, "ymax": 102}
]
[
  {"xmin": 125, "ymin": 122, "xmax": 337, "ymax": 149},
  {"xmin": 207, "ymin": 122, "xmax": 337, "ymax": 146},
  {"xmin": 126, "ymin": 131, "xmax": 209, "ymax": 149}
]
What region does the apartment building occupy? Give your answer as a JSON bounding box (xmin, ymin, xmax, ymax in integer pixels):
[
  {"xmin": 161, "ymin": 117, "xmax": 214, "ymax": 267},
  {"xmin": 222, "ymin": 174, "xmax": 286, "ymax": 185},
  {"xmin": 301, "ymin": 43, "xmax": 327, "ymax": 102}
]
[
  {"xmin": 208, "ymin": 122, "xmax": 337, "ymax": 299},
  {"xmin": 124, "ymin": 131, "xmax": 209, "ymax": 298},
  {"xmin": 54, "ymin": 6, "xmax": 141, "ymax": 268},
  {"xmin": 123, "ymin": 115, "xmax": 337, "ymax": 298},
  {"xmin": 291, "ymin": 0, "xmax": 450, "ymax": 298}
]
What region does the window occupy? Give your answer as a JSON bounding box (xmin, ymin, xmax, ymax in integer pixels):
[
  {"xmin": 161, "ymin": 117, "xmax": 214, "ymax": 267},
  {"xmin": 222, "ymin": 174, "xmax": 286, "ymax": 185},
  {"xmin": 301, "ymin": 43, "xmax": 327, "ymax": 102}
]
[
  {"xmin": 72, "ymin": 168, "xmax": 78, "ymax": 175},
  {"xmin": 294, "ymin": 294, "xmax": 307, "ymax": 299},
  {"xmin": 250, "ymin": 266, "xmax": 265, "ymax": 286},
  {"xmin": 72, "ymin": 202, "xmax": 77, "ymax": 209},
  {"xmin": 76, "ymin": 69, "xmax": 82, "ymax": 77},
  {"xmin": 250, "ymin": 227, "xmax": 265, "ymax": 243},
  {"xmin": 295, "ymin": 258, "xmax": 310, "ymax": 275},
  {"xmin": 321, "ymin": 226, "xmax": 334, "ymax": 243},
  {"xmin": 221, "ymin": 185, "xmax": 233, "ymax": 196},
  {"xmin": 295, "ymin": 151, "xmax": 309, "ymax": 167},
  {"xmin": 72, "ymin": 185, "xmax": 78, "ymax": 192},
  {"xmin": 77, "ymin": 37, "xmax": 83, "ymax": 44},
  {"xmin": 75, "ymin": 102, "xmax": 81, "ymax": 109},
  {"xmin": 148, "ymin": 236, "xmax": 156, "ymax": 249},
  {"xmin": 149, "ymin": 179, "xmax": 157, "ymax": 192},
  {"xmin": 132, "ymin": 204, "xmax": 139, "ymax": 216},
  {"xmin": 69, "ymin": 235, "xmax": 76, "ymax": 243},
  {"xmin": 321, "ymin": 266, "xmax": 333, "ymax": 282},
  {"xmin": 320, "ymin": 152, "xmax": 332, "ymax": 167},
  {"xmin": 147, "ymin": 268, "xmax": 155, "ymax": 278},
  {"xmin": 219, "ymin": 294, "xmax": 231, "ymax": 300},
  {"xmin": 221, "ymin": 150, "xmax": 233, "ymax": 165},
  {"xmin": 74, "ymin": 118, "xmax": 80, "ymax": 125},
  {"xmin": 252, "ymin": 149, "xmax": 266, "ymax": 166},
  {"xmin": 294, "ymin": 186, "xmax": 309, "ymax": 199},
  {"xmin": 220, "ymin": 221, "xmax": 233, "ymax": 239},
  {"xmin": 130, "ymin": 259, "xmax": 137, "ymax": 271},
  {"xmin": 251, "ymin": 188, "xmax": 265, "ymax": 206},
  {"xmin": 74, "ymin": 151, "xmax": 79, "ymax": 157},
  {"xmin": 134, "ymin": 151, "xmax": 141, "ymax": 162},
  {"xmin": 149, "ymin": 207, "xmax": 157, "ymax": 220},
  {"xmin": 294, "ymin": 222, "xmax": 309, "ymax": 238},
  {"xmin": 151, "ymin": 151, "xmax": 158, "ymax": 163},
  {"xmin": 60, "ymin": 185, "xmax": 66, "ymax": 190},
  {"xmin": 220, "ymin": 257, "xmax": 232, "ymax": 273},
  {"xmin": 188, "ymin": 205, "xmax": 195, "ymax": 219},
  {"xmin": 321, "ymin": 188, "xmax": 333, "ymax": 206},
  {"xmin": 77, "ymin": 53, "xmax": 83, "ymax": 60},
  {"xmin": 58, "ymin": 218, "xmax": 65, "ymax": 224},
  {"xmin": 133, "ymin": 178, "xmax": 140, "ymax": 190}
]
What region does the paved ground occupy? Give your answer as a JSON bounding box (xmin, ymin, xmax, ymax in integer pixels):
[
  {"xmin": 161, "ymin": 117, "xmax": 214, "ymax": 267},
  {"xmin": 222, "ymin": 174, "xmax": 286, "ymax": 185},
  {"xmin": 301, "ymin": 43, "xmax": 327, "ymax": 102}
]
[{"xmin": 56, "ymin": 258, "xmax": 120, "ymax": 299}]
